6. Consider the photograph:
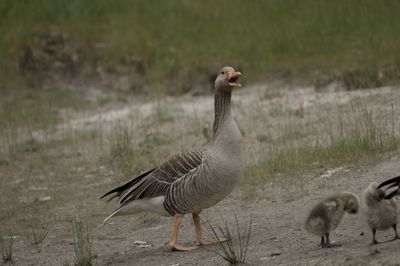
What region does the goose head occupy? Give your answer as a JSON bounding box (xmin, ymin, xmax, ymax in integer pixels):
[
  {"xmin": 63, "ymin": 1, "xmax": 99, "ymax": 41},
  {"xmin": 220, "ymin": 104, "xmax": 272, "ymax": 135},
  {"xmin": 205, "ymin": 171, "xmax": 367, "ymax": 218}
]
[{"xmin": 214, "ymin": 66, "xmax": 241, "ymax": 90}]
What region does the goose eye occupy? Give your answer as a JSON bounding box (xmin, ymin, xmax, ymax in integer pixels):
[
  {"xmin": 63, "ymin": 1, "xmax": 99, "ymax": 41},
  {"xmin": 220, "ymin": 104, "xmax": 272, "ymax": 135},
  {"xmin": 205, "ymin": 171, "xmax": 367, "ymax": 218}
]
[{"xmin": 221, "ymin": 71, "xmax": 225, "ymax": 75}]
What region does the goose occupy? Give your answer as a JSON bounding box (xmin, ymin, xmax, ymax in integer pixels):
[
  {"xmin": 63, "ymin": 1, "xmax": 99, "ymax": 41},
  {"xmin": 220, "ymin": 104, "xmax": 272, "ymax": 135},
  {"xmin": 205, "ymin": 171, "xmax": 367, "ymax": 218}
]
[
  {"xmin": 363, "ymin": 181, "xmax": 399, "ymax": 245},
  {"xmin": 101, "ymin": 66, "xmax": 243, "ymax": 251},
  {"xmin": 305, "ymin": 192, "xmax": 359, "ymax": 248}
]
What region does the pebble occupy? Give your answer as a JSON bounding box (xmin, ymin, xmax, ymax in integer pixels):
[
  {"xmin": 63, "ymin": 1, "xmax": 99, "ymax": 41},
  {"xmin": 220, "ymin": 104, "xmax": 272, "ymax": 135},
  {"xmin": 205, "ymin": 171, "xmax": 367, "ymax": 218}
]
[{"xmin": 38, "ymin": 196, "xmax": 51, "ymax": 202}]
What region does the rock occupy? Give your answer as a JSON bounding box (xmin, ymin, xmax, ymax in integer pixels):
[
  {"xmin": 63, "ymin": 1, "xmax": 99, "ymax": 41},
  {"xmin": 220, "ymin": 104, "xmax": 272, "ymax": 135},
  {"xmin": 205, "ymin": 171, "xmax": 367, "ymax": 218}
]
[
  {"xmin": 38, "ymin": 196, "xmax": 51, "ymax": 202},
  {"xmin": 134, "ymin": 240, "xmax": 152, "ymax": 248}
]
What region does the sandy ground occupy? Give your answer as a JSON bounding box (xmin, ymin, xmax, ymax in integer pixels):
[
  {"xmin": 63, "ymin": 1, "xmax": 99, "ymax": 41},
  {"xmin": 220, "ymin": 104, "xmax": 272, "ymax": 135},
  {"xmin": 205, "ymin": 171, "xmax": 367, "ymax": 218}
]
[
  {"xmin": 93, "ymin": 157, "xmax": 400, "ymax": 266},
  {"xmin": 2, "ymin": 82, "xmax": 400, "ymax": 265}
]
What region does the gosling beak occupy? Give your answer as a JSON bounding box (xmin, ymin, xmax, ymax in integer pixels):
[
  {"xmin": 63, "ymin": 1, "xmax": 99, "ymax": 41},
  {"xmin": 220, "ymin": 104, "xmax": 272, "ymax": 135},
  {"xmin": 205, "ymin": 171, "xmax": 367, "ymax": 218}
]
[{"xmin": 228, "ymin": 71, "xmax": 242, "ymax": 87}]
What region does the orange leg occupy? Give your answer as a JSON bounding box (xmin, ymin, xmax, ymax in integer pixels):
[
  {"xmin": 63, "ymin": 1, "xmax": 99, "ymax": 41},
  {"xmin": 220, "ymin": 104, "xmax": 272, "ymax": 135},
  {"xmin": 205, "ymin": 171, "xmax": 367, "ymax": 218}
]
[
  {"xmin": 192, "ymin": 213, "xmax": 217, "ymax": 245},
  {"xmin": 168, "ymin": 216, "xmax": 198, "ymax": 251}
]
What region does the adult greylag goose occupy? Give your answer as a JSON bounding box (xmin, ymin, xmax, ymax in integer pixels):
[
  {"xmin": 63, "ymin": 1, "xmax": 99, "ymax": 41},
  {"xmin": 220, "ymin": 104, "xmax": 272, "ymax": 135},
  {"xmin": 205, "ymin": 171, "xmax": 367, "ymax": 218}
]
[
  {"xmin": 363, "ymin": 181, "xmax": 399, "ymax": 245},
  {"xmin": 305, "ymin": 192, "xmax": 359, "ymax": 248},
  {"xmin": 101, "ymin": 66, "xmax": 243, "ymax": 251}
]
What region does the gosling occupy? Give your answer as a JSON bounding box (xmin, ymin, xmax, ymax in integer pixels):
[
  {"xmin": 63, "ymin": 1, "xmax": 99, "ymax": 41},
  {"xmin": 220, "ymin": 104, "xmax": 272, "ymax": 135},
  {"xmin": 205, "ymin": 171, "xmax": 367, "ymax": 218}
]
[
  {"xmin": 305, "ymin": 192, "xmax": 359, "ymax": 248},
  {"xmin": 363, "ymin": 181, "xmax": 399, "ymax": 245}
]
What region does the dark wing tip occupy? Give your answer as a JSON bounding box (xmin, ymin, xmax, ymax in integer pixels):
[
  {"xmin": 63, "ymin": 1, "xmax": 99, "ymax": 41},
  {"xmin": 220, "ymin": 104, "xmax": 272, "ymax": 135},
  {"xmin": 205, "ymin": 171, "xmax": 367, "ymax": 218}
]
[
  {"xmin": 100, "ymin": 190, "xmax": 118, "ymax": 200},
  {"xmin": 377, "ymin": 175, "xmax": 400, "ymax": 189},
  {"xmin": 384, "ymin": 188, "xmax": 400, "ymax": 200},
  {"xmin": 99, "ymin": 167, "xmax": 157, "ymax": 201}
]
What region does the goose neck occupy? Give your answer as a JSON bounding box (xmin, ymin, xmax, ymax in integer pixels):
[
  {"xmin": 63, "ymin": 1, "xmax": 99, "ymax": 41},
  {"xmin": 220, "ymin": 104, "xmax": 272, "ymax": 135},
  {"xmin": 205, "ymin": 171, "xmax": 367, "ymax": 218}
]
[{"xmin": 212, "ymin": 89, "xmax": 232, "ymax": 137}]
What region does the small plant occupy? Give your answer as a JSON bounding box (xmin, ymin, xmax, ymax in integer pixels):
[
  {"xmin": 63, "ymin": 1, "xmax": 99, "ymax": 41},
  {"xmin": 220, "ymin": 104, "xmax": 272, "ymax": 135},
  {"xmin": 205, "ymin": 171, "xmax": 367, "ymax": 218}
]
[
  {"xmin": 107, "ymin": 123, "xmax": 136, "ymax": 175},
  {"xmin": 72, "ymin": 218, "xmax": 93, "ymax": 266},
  {"xmin": 209, "ymin": 215, "xmax": 253, "ymax": 265},
  {"xmin": 0, "ymin": 231, "xmax": 14, "ymax": 263},
  {"xmin": 29, "ymin": 220, "xmax": 56, "ymax": 246},
  {"xmin": 152, "ymin": 99, "xmax": 175, "ymax": 124},
  {"xmin": 104, "ymin": 122, "xmax": 171, "ymax": 176}
]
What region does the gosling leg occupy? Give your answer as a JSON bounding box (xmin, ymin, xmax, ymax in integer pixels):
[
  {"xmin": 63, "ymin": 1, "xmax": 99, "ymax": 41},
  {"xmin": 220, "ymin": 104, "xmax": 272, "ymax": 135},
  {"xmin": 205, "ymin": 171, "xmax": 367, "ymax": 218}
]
[
  {"xmin": 324, "ymin": 233, "xmax": 341, "ymax": 248},
  {"xmin": 371, "ymin": 228, "xmax": 379, "ymax": 245},
  {"xmin": 320, "ymin": 236, "xmax": 326, "ymax": 248},
  {"xmin": 392, "ymin": 224, "xmax": 400, "ymax": 241}
]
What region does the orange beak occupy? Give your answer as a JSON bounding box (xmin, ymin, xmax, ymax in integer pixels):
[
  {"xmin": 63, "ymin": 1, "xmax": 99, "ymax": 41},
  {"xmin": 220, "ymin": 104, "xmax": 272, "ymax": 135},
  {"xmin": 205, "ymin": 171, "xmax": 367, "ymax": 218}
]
[{"xmin": 228, "ymin": 71, "xmax": 242, "ymax": 87}]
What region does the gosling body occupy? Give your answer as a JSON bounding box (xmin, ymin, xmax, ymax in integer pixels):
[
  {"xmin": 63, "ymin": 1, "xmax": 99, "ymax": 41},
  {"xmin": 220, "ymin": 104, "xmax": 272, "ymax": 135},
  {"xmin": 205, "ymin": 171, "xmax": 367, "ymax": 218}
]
[
  {"xmin": 305, "ymin": 192, "xmax": 359, "ymax": 248},
  {"xmin": 363, "ymin": 182, "xmax": 399, "ymax": 244}
]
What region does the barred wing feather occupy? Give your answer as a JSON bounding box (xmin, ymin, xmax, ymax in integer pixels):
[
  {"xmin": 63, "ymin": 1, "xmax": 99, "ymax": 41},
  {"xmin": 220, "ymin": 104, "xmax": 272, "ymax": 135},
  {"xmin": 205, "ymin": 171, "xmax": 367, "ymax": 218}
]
[{"xmin": 101, "ymin": 149, "xmax": 204, "ymax": 206}]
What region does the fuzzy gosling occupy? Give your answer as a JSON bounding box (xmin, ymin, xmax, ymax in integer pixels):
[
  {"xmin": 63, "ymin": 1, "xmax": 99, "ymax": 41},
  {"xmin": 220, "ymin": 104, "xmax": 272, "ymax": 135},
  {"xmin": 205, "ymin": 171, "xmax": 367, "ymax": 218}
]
[
  {"xmin": 305, "ymin": 192, "xmax": 359, "ymax": 248},
  {"xmin": 363, "ymin": 182, "xmax": 399, "ymax": 245}
]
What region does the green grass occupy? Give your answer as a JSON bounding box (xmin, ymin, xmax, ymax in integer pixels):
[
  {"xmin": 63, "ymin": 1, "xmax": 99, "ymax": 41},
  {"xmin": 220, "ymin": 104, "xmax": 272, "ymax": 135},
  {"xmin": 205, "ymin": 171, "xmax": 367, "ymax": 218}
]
[
  {"xmin": 104, "ymin": 122, "xmax": 172, "ymax": 176},
  {"xmin": 0, "ymin": 87, "xmax": 89, "ymax": 154},
  {"xmin": 1, "ymin": 0, "xmax": 400, "ymax": 90},
  {"xmin": 243, "ymin": 103, "xmax": 398, "ymax": 189}
]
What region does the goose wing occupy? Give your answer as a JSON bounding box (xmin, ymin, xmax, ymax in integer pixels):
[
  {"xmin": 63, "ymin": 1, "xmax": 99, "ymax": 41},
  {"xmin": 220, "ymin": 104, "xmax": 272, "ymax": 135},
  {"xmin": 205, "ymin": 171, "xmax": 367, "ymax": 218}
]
[{"xmin": 101, "ymin": 149, "xmax": 204, "ymax": 205}]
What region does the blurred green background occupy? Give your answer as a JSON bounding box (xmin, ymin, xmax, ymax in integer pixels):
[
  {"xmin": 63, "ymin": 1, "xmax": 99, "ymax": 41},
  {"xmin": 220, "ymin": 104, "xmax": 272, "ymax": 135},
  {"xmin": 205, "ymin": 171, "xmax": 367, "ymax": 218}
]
[{"xmin": 1, "ymin": 0, "xmax": 400, "ymax": 93}]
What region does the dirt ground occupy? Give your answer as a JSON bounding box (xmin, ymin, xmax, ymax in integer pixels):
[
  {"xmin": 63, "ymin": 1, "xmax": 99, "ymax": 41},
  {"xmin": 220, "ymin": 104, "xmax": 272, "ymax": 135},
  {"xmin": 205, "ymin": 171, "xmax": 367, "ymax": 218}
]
[
  {"xmin": 2, "ymin": 82, "xmax": 400, "ymax": 266},
  {"xmin": 95, "ymin": 157, "xmax": 400, "ymax": 266}
]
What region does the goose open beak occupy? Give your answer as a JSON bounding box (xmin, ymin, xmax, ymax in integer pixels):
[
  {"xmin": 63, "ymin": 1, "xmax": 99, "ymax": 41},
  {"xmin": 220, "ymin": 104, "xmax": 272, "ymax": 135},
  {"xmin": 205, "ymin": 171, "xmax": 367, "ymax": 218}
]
[{"xmin": 228, "ymin": 71, "xmax": 241, "ymax": 87}]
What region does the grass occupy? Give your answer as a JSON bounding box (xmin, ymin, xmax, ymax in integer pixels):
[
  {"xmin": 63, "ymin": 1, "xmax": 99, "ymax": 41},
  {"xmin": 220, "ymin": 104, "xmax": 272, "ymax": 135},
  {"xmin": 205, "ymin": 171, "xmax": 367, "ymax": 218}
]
[
  {"xmin": 1, "ymin": 1, "xmax": 400, "ymax": 90},
  {"xmin": 243, "ymin": 103, "xmax": 399, "ymax": 189},
  {"xmin": 29, "ymin": 219, "xmax": 56, "ymax": 246},
  {"xmin": 72, "ymin": 218, "xmax": 93, "ymax": 266},
  {"xmin": 209, "ymin": 215, "xmax": 253, "ymax": 265},
  {"xmin": 105, "ymin": 118, "xmax": 173, "ymax": 176},
  {"xmin": 0, "ymin": 230, "xmax": 14, "ymax": 264},
  {"xmin": 152, "ymin": 99, "xmax": 175, "ymax": 124},
  {"xmin": 106, "ymin": 123, "xmax": 152, "ymax": 176},
  {"xmin": 0, "ymin": 87, "xmax": 89, "ymax": 154}
]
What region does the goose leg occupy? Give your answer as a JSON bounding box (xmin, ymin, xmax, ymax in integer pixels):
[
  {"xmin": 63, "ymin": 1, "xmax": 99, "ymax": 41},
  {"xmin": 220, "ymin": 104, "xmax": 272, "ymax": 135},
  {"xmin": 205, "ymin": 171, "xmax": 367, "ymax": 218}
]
[
  {"xmin": 168, "ymin": 216, "xmax": 198, "ymax": 251},
  {"xmin": 392, "ymin": 224, "xmax": 400, "ymax": 240},
  {"xmin": 192, "ymin": 213, "xmax": 216, "ymax": 245}
]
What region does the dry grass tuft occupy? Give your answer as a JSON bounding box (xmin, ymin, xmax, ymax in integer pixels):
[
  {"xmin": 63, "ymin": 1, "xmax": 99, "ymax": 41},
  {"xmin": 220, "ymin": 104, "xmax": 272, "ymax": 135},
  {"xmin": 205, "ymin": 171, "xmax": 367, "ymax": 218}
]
[
  {"xmin": 72, "ymin": 218, "xmax": 93, "ymax": 266},
  {"xmin": 0, "ymin": 230, "xmax": 14, "ymax": 264},
  {"xmin": 29, "ymin": 219, "xmax": 56, "ymax": 246},
  {"xmin": 209, "ymin": 215, "xmax": 253, "ymax": 265}
]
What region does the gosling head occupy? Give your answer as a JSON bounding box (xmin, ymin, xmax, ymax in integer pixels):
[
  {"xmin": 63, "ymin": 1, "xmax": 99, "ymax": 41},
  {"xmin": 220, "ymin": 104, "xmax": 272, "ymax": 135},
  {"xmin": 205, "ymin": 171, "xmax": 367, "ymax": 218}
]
[
  {"xmin": 343, "ymin": 192, "xmax": 360, "ymax": 214},
  {"xmin": 214, "ymin": 66, "xmax": 241, "ymax": 91}
]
